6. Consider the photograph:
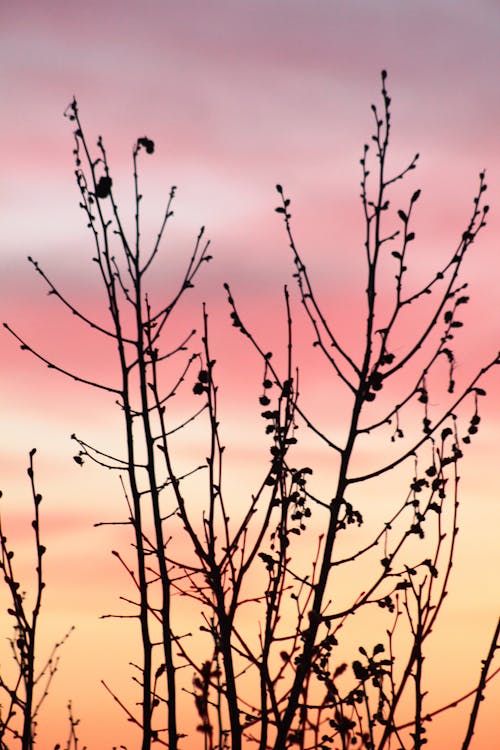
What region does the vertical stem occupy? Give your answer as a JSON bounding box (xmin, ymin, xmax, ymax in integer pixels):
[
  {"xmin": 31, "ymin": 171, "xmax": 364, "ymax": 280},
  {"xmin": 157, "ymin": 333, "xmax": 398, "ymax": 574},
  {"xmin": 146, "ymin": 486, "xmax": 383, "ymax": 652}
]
[
  {"xmin": 131, "ymin": 152, "xmax": 177, "ymax": 745},
  {"xmin": 114, "ymin": 283, "xmax": 153, "ymax": 750},
  {"xmin": 22, "ymin": 451, "xmax": 40, "ymax": 750},
  {"xmin": 413, "ymin": 592, "xmax": 424, "ymax": 750}
]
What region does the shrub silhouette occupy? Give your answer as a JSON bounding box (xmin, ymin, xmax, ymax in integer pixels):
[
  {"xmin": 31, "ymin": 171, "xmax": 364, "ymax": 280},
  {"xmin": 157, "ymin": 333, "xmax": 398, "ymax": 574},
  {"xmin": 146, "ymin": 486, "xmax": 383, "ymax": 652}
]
[
  {"xmin": 2, "ymin": 72, "xmax": 499, "ymax": 749},
  {"xmin": 0, "ymin": 451, "xmax": 73, "ymax": 750}
]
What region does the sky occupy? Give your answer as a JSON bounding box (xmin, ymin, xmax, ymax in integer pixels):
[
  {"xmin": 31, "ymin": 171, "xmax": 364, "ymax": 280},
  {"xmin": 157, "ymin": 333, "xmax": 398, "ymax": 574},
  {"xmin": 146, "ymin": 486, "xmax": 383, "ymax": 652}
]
[{"xmin": 1, "ymin": 1, "xmax": 499, "ymax": 748}]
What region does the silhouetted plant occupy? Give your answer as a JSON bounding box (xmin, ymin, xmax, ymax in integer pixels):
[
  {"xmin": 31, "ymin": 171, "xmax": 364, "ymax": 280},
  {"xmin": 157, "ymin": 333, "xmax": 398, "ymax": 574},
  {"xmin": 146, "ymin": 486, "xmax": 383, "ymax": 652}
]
[
  {"xmin": 0, "ymin": 450, "xmax": 73, "ymax": 750},
  {"xmin": 4, "ymin": 72, "xmax": 499, "ymax": 749},
  {"xmin": 224, "ymin": 72, "xmax": 500, "ymax": 750}
]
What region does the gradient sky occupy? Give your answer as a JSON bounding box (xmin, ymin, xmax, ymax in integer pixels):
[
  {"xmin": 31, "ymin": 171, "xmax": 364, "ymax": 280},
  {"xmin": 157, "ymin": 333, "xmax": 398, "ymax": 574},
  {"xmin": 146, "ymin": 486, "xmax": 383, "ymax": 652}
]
[{"xmin": 1, "ymin": 2, "xmax": 499, "ymax": 748}]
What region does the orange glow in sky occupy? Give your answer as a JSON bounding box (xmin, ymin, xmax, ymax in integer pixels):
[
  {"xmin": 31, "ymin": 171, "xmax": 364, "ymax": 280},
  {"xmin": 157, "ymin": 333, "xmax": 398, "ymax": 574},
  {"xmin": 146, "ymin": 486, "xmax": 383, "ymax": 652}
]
[{"xmin": 1, "ymin": 2, "xmax": 499, "ymax": 749}]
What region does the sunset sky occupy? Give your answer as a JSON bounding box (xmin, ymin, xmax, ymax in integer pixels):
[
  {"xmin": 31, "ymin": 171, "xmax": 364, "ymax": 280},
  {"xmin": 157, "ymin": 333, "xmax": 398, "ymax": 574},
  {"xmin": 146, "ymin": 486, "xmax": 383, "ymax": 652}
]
[{"xmin": 1, "ymin": 2, "xmax": 499, "ymax": 748}]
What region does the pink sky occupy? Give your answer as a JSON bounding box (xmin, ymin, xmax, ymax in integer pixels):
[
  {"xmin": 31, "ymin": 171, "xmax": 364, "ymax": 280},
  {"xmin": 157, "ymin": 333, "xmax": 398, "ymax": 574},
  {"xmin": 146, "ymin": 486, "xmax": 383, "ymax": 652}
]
[{"xmin": 1, "ymin": 2, "xmax": 499, "ymax": 748}]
